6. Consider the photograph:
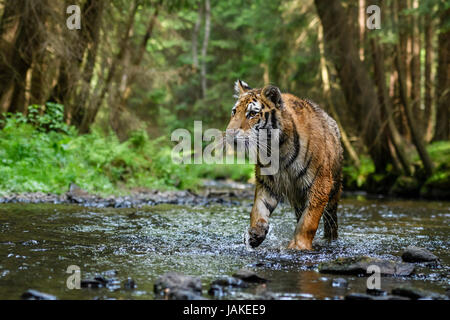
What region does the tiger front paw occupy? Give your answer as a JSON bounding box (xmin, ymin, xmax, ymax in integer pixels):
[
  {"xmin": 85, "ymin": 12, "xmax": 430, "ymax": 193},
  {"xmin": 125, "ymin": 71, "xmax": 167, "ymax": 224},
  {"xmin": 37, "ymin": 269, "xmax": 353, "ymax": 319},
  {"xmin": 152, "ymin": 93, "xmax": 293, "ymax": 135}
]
[
  {"xmin": 287, "ymin": 239, "xmax": 312, "ymax": 251},
  {"xmin": 247, "ymin": 222, "xmax": 269, "ymax": 248}
]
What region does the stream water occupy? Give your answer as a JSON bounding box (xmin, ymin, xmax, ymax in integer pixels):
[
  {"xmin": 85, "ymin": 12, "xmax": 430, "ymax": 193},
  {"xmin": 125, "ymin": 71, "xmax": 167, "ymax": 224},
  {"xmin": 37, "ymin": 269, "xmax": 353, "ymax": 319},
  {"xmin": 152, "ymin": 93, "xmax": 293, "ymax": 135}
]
[{"xmin": 0, "ymin": 195, "xmax": 449, "ymax": 300}]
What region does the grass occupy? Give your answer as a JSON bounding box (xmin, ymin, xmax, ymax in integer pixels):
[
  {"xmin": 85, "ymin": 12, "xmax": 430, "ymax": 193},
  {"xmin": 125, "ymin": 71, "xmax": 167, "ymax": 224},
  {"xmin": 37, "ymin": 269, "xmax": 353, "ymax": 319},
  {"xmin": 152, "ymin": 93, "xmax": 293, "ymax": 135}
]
[{"xmin": 0, "ymin": 104, "xmax": 253, "ymax": 195}]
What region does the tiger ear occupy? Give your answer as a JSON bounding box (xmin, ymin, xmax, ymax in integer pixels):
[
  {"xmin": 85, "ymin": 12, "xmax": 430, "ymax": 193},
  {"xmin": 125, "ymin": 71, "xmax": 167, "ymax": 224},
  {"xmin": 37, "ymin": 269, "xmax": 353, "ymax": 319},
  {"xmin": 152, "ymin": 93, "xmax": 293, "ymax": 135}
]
[
  {"xmin": 262, "ymin": 85, "xmax": 282, "ymax": 108},
  {"xmin": 234, "ymin": 80, "xmax": 251, "ymax": 97}
]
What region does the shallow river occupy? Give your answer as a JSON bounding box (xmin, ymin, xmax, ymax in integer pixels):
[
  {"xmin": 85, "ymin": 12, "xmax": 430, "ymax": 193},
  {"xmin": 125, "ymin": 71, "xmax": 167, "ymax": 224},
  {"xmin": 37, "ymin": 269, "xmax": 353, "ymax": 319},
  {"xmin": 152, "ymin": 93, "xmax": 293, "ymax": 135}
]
[{"xmin": 0, "ymin": 196, "xmax": 449, "ymax": 299}]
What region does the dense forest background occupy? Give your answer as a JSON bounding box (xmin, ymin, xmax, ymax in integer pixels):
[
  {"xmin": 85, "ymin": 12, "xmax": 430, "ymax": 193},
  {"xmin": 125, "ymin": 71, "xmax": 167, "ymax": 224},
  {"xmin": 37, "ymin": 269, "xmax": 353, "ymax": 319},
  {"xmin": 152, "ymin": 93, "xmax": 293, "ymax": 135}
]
[{"xmin": 0, "ymin": 0, "xmax": 449, "ymax": 198}]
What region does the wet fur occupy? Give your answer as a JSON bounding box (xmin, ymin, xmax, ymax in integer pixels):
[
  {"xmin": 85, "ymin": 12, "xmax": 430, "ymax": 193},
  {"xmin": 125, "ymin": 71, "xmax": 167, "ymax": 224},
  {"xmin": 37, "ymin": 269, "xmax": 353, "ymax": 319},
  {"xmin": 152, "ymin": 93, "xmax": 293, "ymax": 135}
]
[{"xmin": 227, "ymin": 81, "xmax": 343, "ymax": 250}]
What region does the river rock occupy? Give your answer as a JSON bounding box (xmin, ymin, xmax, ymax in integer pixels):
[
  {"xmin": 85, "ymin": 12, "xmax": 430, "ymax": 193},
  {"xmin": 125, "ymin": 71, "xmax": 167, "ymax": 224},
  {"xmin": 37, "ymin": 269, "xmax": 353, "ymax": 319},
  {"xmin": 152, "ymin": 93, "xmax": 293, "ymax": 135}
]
[
  {"xmin": 211, "ymin": 276, "xmax": 248, "ymax": 288},
  {"xmin": 366, "ymin": 288, "xmax": 387, "ymax": 296},
  {"xmin": 208, "ymin": 276, "xmax": 249, "ymax": 297},
  {"xmin": 345, "ymin": 293, "xmax": 409, "ymax": 300},
  {"xmin": 331, "ymin": 278, "xmax": 348, "ymax": 288},
  {"xmin": 208, "ymin": 284, "xmax": 224, "ymax": 297},
  {"xmin": 21, "ymin": 289, "xmax": 57, "ymax": 300},
  {"xmin": 168, "ymin": 289, "xmax": 207, "ymax": 300},
  {"xmin": 401, "ymin": 246, "xmax": 438, "ymax": 263},
  {"xmin": 123, "ymin": 278, "xmax": 137, "ymax": 289},
  {"xmin": 257, "ymin": 291, "xmax": 277, "ymax": 300},
  {"xmin": 79, "ymin": 274, "xmax": 117, "ymax": 289},
  {"xmin": 391, "ymin": 286, "xmax": 448, "ymax": 300},
  {"xmin": 345, "ymin": 293, "xmax": 376, "ymax": 300},
  {"xmin": 319, "ymin": 256, "xmax": 415, "ymax": 276},
  {"xmin": 154, "ymin": 272, "xmax": 202, "ymax": 296},
  {"xmin": 81, "ymin": 279, "xmax": 105, "ymax": 288},
  {"xmin": 232, "ymin": 269, "xmax": 268, "ymax": 283}
]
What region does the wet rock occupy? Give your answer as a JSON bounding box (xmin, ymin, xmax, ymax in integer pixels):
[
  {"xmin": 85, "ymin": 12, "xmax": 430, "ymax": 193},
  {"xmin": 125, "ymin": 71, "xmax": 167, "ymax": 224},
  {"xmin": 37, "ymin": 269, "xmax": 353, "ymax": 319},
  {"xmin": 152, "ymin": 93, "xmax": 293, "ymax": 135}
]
[
  {"xmin": 232, "ymin": 269, "xmax": 268, "ymax": 283},
  {"xmin": 331, "ymin": 278, "xmax": 348, "ymax": 288},
  {"xmin": 21, "ymin": 289, "xmax": 57, "ymax": 300},
  {"xmin": 102, "ymin": 270, "xmax": 118, "ymax": 277},
  {"xmin": 345, "ymin": 293, "xmax": 409, "ymax": 300},
  {"xmin": 208, "ymin": 276, "xmax": 248, "ymax": 297},
  {"xmin": 208, "ymin": 284, "xmax": 224, "ymax": 297},
  {"xmin": 211, "ymin": 276, "xmax": 248, "ymax": 288},
  {"xmin": 154, "ymin": 272, "xmax": 202, "ymax": 296},
  {"xmin": 391, "ymin": 286, "xmax": 448, "ymax": 300},
  {"xmin": 168, "ymin": 289, "xmax": 207, "ymax": 300},
  {"xmin": 366, "ymin": 288, "xmax": 387, "ymax": 296},
  {"xmin": 80, "ymin": 274, "xmax": 120, "ymax": 290},
  {"xmin": 123, "ymin": 278, "xmax": 137, "ymax": 289},
  {"xmin": 345, "ymin": 293, "xmax": 374, "ymax": 300},
  {"xmin": 67, "ymin": 183, "xmax": 94, "ymax": 204},
  {"xmin": 93, "ymin": 276, "xmax": 110, "ymax": 285},
  {"xmin": 401, "ymin": 246, "xmax": 438, "ymax": 263},
  {"xmin": 319, "ymin": 256, "xmax": 415, "ymax": 276},
  {"xmin": 81, "ymin": 279, "xmax": 105, "ymax": 288},
  {"xmin": 257, "ymin": 291, "xmax": 277, "ymax": 300},
  {"xmin": 0, "ymin": 184, "xmax": 251, "ymax": 208},
  {"xmin": 21, "ymin": 240, "xmax": 39, "ymax": 246}
]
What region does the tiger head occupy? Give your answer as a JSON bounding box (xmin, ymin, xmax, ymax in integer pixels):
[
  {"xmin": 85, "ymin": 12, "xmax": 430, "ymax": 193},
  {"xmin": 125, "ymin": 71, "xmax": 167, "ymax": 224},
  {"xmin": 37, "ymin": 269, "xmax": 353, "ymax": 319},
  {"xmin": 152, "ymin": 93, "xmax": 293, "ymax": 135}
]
[{"xmin": 226, "ymin": 80, "xmax": 283, "ymax": 145}]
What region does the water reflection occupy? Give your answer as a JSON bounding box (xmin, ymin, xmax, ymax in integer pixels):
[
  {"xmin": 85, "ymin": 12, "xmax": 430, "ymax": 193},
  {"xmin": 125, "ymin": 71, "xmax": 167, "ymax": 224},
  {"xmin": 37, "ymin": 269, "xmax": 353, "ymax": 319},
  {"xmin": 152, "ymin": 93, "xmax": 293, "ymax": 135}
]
[{"xmin": 0, "ymin": 198, "xmax": 449, "ymax": 300}]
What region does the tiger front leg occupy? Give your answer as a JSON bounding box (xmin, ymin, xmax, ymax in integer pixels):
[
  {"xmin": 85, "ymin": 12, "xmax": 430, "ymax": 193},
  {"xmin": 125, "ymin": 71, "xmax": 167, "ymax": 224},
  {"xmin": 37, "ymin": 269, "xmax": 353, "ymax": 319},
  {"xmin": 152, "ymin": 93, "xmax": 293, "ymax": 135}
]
[{"xmin": 247, "ymin": 185, "xmax": 279, "ymax": 248}]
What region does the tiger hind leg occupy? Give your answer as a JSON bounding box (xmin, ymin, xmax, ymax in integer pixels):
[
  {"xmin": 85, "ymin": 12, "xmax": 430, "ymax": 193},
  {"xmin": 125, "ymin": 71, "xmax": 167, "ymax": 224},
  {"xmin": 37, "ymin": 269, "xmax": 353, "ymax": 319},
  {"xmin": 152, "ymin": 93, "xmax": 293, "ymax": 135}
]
[{"xmin": 323, "ymin": 182, "xmax": 341, "ymax": 240}]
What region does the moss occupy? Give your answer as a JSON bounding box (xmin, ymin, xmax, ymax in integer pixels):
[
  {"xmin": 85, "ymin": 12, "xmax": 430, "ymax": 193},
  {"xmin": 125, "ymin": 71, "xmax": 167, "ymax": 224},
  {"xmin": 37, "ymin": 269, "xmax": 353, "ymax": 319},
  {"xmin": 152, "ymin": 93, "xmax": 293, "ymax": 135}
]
[
  {"xmin": 389, "ymin": 176, "xmax": 420, "ymax": 197},
  {"xmin": 420, "ymin": 167, "xmax": 450, "ymax": 199}
]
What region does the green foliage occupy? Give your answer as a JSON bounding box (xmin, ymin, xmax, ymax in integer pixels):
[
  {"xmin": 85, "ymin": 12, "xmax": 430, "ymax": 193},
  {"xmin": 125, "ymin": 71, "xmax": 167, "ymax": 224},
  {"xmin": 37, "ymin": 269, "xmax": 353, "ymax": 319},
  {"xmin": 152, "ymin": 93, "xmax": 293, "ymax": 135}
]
[
  {"xmin": 190, "ymin": 163, "xmax": 254, "ymax": 182},
  {"xmin": 343, "ymin": 156, "xmax": 375, "ymax": 188},
  {"xmin": 426, "ymin": 141, "xmax": 450, "ymax": 166},
  {"xmin": 0, "ymin": 107, "xmax": 201, "ymax": 194},
  {"xmin": 423, "ymin": 141, "xmax": 450, "ymax": 189},
  {"xmin": 1, "ymin": 103, "xmax": 73, "ymax": 134}
]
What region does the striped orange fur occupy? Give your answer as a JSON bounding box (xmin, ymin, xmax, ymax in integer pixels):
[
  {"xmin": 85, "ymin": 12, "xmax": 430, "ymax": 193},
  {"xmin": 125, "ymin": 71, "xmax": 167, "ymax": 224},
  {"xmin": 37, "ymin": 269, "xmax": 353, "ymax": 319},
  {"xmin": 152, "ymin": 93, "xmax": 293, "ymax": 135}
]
[{"xmin": 227, "ymin": 80, "xmax": 343, "ymax": 250}]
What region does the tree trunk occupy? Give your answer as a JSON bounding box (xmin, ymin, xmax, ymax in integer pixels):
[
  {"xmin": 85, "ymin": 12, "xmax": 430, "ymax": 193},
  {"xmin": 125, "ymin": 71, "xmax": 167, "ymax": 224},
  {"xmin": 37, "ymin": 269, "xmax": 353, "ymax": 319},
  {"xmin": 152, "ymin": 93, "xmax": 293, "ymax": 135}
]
[
  {"xmin": 410, "ymin": 0, "xmax": 421, "ymax": 127},
  {"xmin": 434, "ymin": 6, "xmax": 450, "ymax": 141},
  {"xmin": 79, "ymin": 0, "xmax": 138, "ymax": 134},
  {"xmin": 358, "ymin": 0, "xmax": 365, "ymax": 61},
  {"xmin": 71, "ymin": 0, "xmax": 105, "ymax": 128},
  {"xmin": 110, "ymin": 4, "xmax": 160, "ymax": 138},
  {"xmin": 395, "ymin": 0, "xmax": 411, "ymax": 140},
  {"xmin": 29, "ymin": 3, "xmax": 49, "ymax": 106},
  {"xmin": 370, "ymin": 37, "xmax": 412, "ymax": 175},
  {"xmin": 315, "ymin": 0, "xmax": 390, "ymax": 173},
  {"xmin": 0, "ymin": 0, "xmax": 23, "ymax": 109},
  {"xmin": 424, "ymin": 13, "xmax": 435, "ymax": 142},
  {"xmin": 200, "ymin": 0, "xmax": 210, "ymax": 98},
  {"xmin": 7, "ymin": 1, "xmax": 45, "ymax": 113},
  {"xmin": 49, "ymin": 0, "xmax": 92, "ymax": 121},
  {"xmin": 318, "ymin": 23, "xmax": 360, "ymax": 168},
  {"xmin": 395, "ymin": 44, "xmax": 434, "ymax": 177},
  {"xmin": 192, "ymin": 4, "xmax": 202, "ymax": 71}
]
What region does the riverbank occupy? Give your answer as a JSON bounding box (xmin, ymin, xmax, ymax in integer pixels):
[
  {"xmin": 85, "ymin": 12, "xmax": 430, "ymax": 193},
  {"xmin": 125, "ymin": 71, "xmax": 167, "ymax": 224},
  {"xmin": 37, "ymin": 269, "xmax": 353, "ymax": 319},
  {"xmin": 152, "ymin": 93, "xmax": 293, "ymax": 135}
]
[
  {"xmin": 1, "ymin": 107, "xmax": 449, "ymax": 200},
  {"xmin": 0, "ymin": 181, "xmax": 255, "ymax": 208}
]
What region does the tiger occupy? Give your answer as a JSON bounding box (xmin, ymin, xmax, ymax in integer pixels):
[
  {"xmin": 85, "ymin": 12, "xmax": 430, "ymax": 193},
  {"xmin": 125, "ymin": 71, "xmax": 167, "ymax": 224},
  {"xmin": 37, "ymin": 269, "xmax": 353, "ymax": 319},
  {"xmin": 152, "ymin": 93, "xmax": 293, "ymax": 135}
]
[{"xmin": 226, "ymin": 80, "xmax": 343, "ymax": 250}]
